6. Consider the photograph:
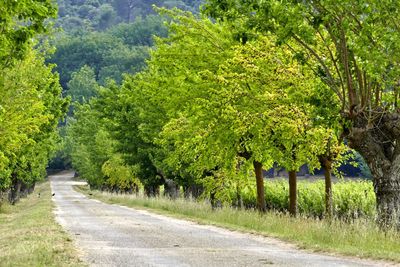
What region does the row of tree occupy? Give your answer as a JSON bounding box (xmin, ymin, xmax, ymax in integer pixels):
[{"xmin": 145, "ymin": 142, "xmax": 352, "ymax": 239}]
[
  {"xmin": 202, "ymin": 0, "xmax": 400, "ymax": 228},
  {"xmin": 67, "ymin": 1, "xmax": 400, "ymax": 229},
  {"xmin": 66, "ymin": 9, "xmax": 343, "ymax": 217},
  {"xmin": 0, "ymin": 1, "xmax": 68, "ymax": 205}
]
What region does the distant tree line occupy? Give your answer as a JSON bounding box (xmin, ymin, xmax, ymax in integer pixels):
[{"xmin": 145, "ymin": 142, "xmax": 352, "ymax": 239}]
[{"xmin": 56, "ymin": 0, "xmax": 202, "ymax": 32}]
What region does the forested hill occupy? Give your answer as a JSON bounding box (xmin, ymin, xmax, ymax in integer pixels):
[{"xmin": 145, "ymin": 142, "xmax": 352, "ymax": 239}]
[
  {"xmin": 57, "ymin": 0, "xmax": 202, "ymax": 32},
  {"xmin": 50, "ymin": 0, "xmax": 202, "ymax": 93}
]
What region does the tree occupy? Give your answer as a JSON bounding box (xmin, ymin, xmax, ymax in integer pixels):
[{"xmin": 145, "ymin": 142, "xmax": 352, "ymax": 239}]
[
  {"xmin": 0, "ymin": 0, "xmax": 57, "ymax": 65},
  {"xmin": 67, "ymin": 65, "xmax": 99, "ymax": 104},
  {"xmin": 205, "ymin": 0, "xmax": 400, "ymax": 228},
  {"xmin": 192, "ymin": 36, "xmax": 326, "ymax": 214}
]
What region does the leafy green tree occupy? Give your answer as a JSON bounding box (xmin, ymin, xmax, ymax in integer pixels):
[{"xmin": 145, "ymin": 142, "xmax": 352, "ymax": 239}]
[
  {"xmin": 66, "ymin": 103, "xmax": 110, "ymax": 188},
  {"xmin": 96, "ymin": 4, "xmax": 117, "ymax": 30},
  {"xmin": 67, "ymin": 65, "xmax": 99, "ymax": 104},
  {"xmin": 108, "ymin": 15, "xmax": 167, "ymax": 46}
]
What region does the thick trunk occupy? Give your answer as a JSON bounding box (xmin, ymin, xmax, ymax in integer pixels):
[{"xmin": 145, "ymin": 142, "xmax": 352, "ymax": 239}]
[
  {"xmin": 321, "ymin": 158, "xmax": 333, "ymax": 218},
  {"xmin": 371, "ymin": 155, "xmax": 400, "ymax": 229},
  {"xmin": 288, "ymin": 170, "xmax": 297, "ymax": 217},
  {"xmin": 348, "ymin": 112, "xmax": 400, "ymax": 228},
  {"xmin": 375, "ymin": 176, "xmax": 400, "ymax": 228},
  {"xmin": 253, "ymin": 161, "xmax": 266, "ymax": 212}
]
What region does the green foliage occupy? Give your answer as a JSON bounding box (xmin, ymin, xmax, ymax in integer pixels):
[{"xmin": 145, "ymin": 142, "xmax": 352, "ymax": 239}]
[
  {"xmin": 0, "ymin": 0, "xmax": 57, "ymax": 65},
  {"xmin": 67, "ymin": 65, "xmax": 99, "ymax": 104},
  {"xmin": 0, "ymin": 0, "xmax": 66, "ymax": 202},
  {"xmin": 353, "ymin": 152, "xmax": 373, "ymax": 179},
  {"xmin": 102, "ymin": 155, "xmax": 142, "ymax": 191},
  {"xmin": 108, "ymin": 15, "xmax": 168, "ymax": 46},
  {"xmin": 0, "ymin": 48, "xmax": 68, "ymax": 193},
  {"xmin": 146, "ymin": 10, "xmax": 330, "ymax": 195},
  {"xmin": 50, "ymin": 31, "xmax": 150, "ymax": 88},
  {"xmin": 66, "ymin": 85, "xmax": 148, "ymax": 191},
  {"xmin": 50, "ymin": 13, "xmax": 169, "ymax": 90},
  {"xmin": 66, "ymin": 103, "xmax": 109, "ymax": 188}
]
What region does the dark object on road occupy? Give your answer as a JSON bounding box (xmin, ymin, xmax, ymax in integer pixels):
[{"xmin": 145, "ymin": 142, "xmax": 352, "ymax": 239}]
[{"xmin": 52, "ymin": 193, "xmax": 55, "ymax": 196}]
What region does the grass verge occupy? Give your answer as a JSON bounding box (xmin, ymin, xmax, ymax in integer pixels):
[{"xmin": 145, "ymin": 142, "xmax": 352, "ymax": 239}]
[
  {"xmin": 76, "ymin": 184, "xmax": 400, "ymax": 263},
  {"xmin": 0, "ymin": 181, "xmax": 85, "ymax": 267}
]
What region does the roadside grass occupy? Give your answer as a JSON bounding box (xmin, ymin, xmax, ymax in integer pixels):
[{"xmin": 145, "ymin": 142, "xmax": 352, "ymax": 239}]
[
  {"xmin": 76, "ymin": 185, "xmax": 400, "ymax": 263},
  {"xmin": 0, "ymin": 181, "xmax": 85, "ymax": 267}
]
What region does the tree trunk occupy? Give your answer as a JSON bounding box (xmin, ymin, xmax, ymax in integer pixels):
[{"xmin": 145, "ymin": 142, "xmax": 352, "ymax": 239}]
[
  {"xmin": 236, "ymin": 183, "xmax": 243, "ymax": 209},
  {"xmin": 134, "ymin": 184, "xmax": 139, "ymax": 196},
  {"xmin": 321, "ymin": 158, "xmax": 333, "ymax": 218},
  {"xmin": 164, "ymin": 179, "xmax": 179, "ymax": 199},
  {"xmin": 375, "ymin": 177, "xmax": 400, "ymax": 229},
  {"xmin": 183, "ymin": 183, "xmax": 203, "ymax": 199},
  {"xmin": 288, "ymin": 170, "xmax": 297, "ymax": 217},
  {"xmin": 210, "ymin": 191, "xmax": 222, "ymax": 210},
  {"xmin": 367, "ymin": 153, "xmax": 400, "ymax": 229},
  {"xmin": 253, "ymin": 161, "xmax": 266, "ymax": 212},
  {"xmin": 9, "ymin": 179, "xmax": 22, "ymax": 205},
  {"xmin": 144, "ymin": 185, "xmax": 160, "ymax": 197},
  {"xmin": 20, "ymin": 182, "xmax": 29, "ymax": 198},
  {"xmin": 28, "ymin": 183, "xmax": 35, "ymax": 194},
  {"xmin": 348, "ymin": 112, "xmax": 400, "ymax": 228}
]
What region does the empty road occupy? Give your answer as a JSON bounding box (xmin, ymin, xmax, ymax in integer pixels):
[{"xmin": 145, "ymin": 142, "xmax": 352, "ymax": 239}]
[{"xmin": 51, "ymin": 171, "xmax": 388, "ymax": 267}]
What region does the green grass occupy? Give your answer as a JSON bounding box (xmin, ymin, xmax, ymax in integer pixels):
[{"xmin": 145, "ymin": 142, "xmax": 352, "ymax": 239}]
[
  {"xmin": 76, "ymin": 185, "xmax": 400, "ymax": 263},
  {"xmin": 0, "ymin": 181, "xmax": 85, "ymax": 267}
]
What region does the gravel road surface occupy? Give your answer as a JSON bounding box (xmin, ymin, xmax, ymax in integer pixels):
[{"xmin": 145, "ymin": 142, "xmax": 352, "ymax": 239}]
[{"xmin": 51, "ymin": 171, "xmax": 390, "ymax": 267}]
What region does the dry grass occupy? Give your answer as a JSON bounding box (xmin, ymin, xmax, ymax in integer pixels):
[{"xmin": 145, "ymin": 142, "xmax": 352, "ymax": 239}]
[
  {"xmin": 0, "ymin": 181, "xmax": 85, "ymax": 267},
  {"xmin": 76, "ymin": 185, "xmax": 400, "ymax": 263}
]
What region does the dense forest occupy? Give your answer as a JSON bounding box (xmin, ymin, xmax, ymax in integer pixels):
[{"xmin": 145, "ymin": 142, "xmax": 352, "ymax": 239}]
[{"xmin": 2, "ymin": 0, "xmax": 400, "ymax": 230}]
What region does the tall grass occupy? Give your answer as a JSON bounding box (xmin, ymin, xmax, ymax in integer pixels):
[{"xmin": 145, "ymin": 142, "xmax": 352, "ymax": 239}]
[{"xmin": 77, "ymin": 185, "xmax": 400, "ymax": 262}]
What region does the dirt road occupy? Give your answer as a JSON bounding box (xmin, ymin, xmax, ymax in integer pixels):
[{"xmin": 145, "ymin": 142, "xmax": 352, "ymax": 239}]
[{"xmin": 51, "ymin": 171, "xmax": 387, "ymax": 267}]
